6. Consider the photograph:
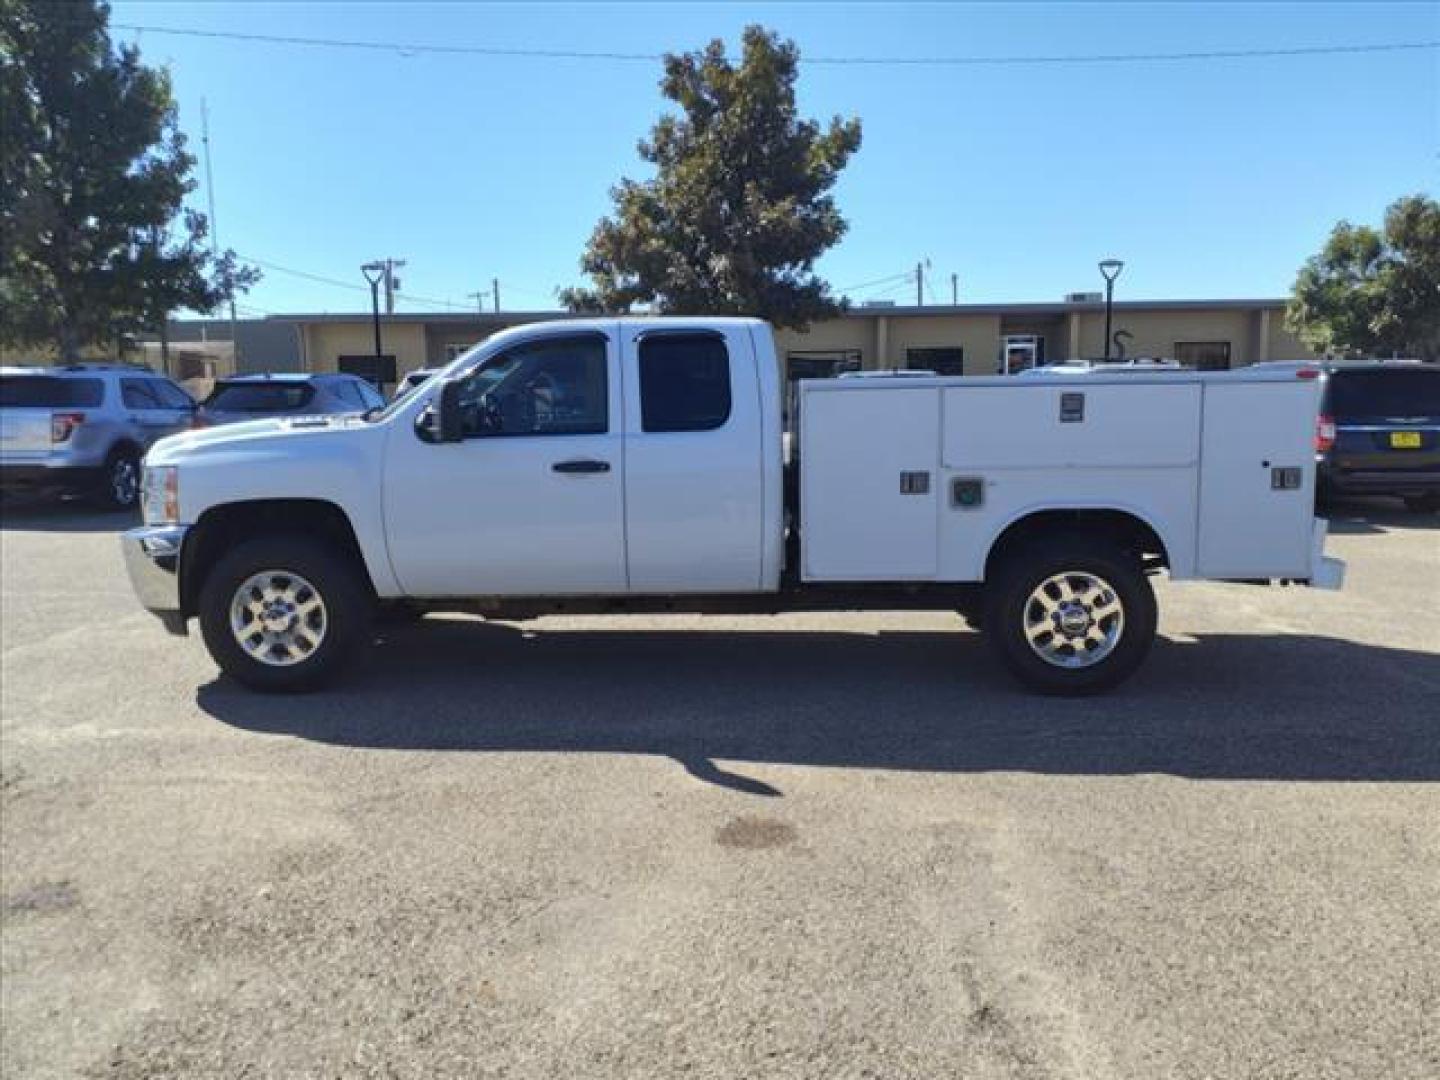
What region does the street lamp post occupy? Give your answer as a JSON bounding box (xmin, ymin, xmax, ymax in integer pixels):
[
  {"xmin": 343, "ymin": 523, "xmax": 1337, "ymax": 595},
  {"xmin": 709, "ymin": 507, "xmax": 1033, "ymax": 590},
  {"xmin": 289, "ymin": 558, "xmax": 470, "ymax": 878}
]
[
  {"xmin": 1098, "ymin": 258, "xmax": 1124, "ymax": 361},
  {"xmin": 361, "ymin": 261, "xmax": 385, "ymax": 362}
]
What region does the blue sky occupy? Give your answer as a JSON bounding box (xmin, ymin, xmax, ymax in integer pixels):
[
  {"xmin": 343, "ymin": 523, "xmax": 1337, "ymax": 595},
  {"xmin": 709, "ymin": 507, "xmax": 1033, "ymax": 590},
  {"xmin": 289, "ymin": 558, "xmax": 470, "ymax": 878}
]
[{"xmin": 112, "ymin": 1, "xmax": 1438, "ymax": 316}]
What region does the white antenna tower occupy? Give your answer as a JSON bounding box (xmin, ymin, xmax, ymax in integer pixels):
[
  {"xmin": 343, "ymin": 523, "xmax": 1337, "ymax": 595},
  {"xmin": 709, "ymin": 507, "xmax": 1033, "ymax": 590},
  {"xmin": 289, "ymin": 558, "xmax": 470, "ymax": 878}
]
[{"xmin": 201, "ymin": 99, "xmax": 241, "ymax": 367}]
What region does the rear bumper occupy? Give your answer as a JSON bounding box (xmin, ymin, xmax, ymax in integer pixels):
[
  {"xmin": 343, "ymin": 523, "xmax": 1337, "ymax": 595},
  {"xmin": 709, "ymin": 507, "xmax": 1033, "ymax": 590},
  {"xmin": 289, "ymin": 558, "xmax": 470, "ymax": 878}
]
[
  {"xmin": 1306, "ymin": 518, "xmax": 1345, "ymax": 591},
  {"xmin": 120, "ymin": 525, "xmax": 190, "ymax": 635},
  {"xmin": 1318, "ymin": 462, "xmax": 1440, "ymax": 497}
]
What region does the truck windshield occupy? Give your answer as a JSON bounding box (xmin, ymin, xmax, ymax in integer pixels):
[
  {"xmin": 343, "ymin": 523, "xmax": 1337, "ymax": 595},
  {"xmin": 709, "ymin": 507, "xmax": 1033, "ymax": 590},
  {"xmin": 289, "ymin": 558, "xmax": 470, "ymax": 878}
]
[
  {"xmin": 205, "ymin": 383, "xmax": 316, "ymax": 412},
  {"xmin": 0, "ymin": 375, "xmax": 104, "ymax": 408}
]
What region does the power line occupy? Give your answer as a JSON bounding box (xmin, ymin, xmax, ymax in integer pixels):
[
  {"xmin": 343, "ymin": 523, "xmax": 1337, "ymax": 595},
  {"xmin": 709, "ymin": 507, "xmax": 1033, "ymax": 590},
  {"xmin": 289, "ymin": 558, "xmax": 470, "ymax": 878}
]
[
  {"xmin": 111, "ymin": 23, "xmax": 1440, "ymax": 67},
  {"xmin": 838, "ymin": 271, "xmax": 913, "ymax": 294},
  {"xmin": 238, "ymin": 254, "xmax": 370, "ymax": 294},
  {"xmin": 237, "ymin": 253, "xmax": 471, "ymax": 310},
  {"xmin": 853, "ymin": 278, "xmax": 916, "ymax": 302}
]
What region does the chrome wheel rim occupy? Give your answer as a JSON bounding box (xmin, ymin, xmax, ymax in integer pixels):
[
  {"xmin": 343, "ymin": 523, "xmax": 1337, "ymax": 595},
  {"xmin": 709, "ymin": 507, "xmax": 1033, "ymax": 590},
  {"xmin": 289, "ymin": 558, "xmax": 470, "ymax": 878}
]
[
  {"xmin": 111, "ymin": 458, "xmax": 139, "ymax": 506},
  {"xmin": 1023, "ymin": 570, "xmax": 1125, "ymax": 669},
  {"xmin": 229, "ymin": 570, "xmax": 327, "ymax": 667}
]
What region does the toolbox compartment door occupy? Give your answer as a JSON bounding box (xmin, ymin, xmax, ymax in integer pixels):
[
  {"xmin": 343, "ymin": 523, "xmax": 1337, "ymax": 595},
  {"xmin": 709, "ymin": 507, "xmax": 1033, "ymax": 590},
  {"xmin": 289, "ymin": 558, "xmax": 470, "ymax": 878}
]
[
  {"xmin": 1197, "ymin": 380, "xmax": 1318, "ymax": 579},
  {"xmin": 940, "ymin": 383, "xmax": 1201, "ymax": 470},
  {"xmin": 801, "ymin": 386, "xmax": 939, "ymax": 580}
]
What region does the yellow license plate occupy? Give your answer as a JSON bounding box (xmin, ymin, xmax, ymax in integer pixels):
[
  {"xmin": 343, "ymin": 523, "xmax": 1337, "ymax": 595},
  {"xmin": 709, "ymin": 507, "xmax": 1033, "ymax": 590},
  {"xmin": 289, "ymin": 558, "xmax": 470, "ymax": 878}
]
[{"xmin": 1390, "ymin": 431, "xmax": 1422, "ymax": 449}]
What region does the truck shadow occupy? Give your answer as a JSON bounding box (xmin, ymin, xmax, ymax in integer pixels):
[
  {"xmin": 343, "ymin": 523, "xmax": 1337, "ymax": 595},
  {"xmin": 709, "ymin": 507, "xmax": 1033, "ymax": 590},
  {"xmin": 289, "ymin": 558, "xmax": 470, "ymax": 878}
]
[
  {"xmin": 196, "ymin": 620, "xmax": 1440, "ymax": 794},
  {"xmin": 0, "ymin": 498, "xmax": 136, "ymax": 533},
  {"xmin": 1322, "ymin": 496, "xmax": 1440, "ymax": 534}
]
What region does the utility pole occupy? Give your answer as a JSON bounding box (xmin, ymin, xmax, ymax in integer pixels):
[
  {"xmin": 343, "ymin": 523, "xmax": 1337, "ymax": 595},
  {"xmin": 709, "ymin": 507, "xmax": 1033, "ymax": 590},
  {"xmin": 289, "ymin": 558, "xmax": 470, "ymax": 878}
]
[
  {"xmin": 492, "ymin": 278, "xmax": 500, "ymax": 314},
  {"xmin": 467, "ymin": 290, "xmax": 487, "ymax": 314},
  {"xmin": 916, "ymin": 261, "xmax": 924, "ymax": 307},
  {"xmin": 379, "ymin": 258, "xmax": 407, "ymax": 314},
  {"xmin": 950, "ymin": 273, "xmax": 958, "ymax": 305},
  {"xmin": 200, "ymin": 99, "xmax": 240, "ymax": 369}
]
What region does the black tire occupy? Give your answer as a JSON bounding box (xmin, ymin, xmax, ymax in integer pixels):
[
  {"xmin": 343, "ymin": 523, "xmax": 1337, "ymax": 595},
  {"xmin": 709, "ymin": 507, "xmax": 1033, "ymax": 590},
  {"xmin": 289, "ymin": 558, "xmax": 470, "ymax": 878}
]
[
  {"xmin": 198, "ymin": 535, "xmax": 373, "ymax": 692},
  {"xmin": 1403, "ymin": 494, "xmax": 1440, "ymax": 514},
  {"xmin": 983, "ymin": 536, "xmax": 1157, "ymax": 696},
  {"xmin": 93, "ymin": 447, "xmax": 141, "ymax": 511},
  {"xmin": 955, "ymin": 596, "xmax": 984, "ymax": 631}
]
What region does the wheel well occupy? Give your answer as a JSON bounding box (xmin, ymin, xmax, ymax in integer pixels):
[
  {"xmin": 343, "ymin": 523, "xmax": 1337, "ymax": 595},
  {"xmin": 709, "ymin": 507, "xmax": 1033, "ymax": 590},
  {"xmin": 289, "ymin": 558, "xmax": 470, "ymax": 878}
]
[
  {"xmin": 180, "ymin": 499, "xmax": 373, "ymax": 615},
  {"xmin": 107, "ymin": 440, "xmax": 143, "ymax": 462},
  {"xmin": 984, "ymin": 509, "xmax": 1169, "ymax": 579}
]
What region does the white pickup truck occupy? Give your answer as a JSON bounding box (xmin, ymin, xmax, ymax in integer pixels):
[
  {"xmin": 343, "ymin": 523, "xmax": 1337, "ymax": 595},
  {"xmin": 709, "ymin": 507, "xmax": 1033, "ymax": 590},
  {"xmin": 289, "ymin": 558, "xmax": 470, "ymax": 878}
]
[{"xmin": 121, "ymin": 317, "xmax": 1344, "ymax": 695}]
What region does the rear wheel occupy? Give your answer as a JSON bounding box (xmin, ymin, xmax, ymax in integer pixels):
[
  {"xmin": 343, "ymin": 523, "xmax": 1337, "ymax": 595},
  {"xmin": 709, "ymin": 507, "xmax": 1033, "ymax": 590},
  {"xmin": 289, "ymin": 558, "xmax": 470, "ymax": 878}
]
[
  {"xmin": 94, "ymin": 448, "xmax": 140, "ymax": 511},
  {"xmin": 1403, "ymin": 494, "xmax": 1440, "ymax": 514},
  {"xmin": 198, "ymin": 536, "xmax": 372, "ymax": 692},
  {"xmin": 984, "ymin": 537, "xmax": 1156, "ymax": 695}
]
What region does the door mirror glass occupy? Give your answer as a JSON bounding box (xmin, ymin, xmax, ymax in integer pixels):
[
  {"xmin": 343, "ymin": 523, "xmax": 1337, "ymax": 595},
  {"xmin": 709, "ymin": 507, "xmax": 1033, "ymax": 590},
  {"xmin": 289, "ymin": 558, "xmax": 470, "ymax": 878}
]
[{"xmin": 416, "ymin": 380, "xmax": 463, "ymax": 444}]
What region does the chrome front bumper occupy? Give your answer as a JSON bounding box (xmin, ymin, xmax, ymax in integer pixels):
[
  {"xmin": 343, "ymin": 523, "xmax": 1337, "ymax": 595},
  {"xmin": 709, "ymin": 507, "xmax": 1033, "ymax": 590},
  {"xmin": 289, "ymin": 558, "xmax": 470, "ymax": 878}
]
[{"xmin": 121, "ymin": 525, "xmax": 190, "ymax": 635}]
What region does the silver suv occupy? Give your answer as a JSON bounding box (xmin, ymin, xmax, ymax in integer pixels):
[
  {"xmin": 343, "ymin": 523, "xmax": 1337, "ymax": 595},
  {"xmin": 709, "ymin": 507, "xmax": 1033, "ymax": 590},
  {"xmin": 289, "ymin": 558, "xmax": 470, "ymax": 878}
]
[{"xmin": 0, "ymin": 364, "xmax": 197, "ymax": 510}]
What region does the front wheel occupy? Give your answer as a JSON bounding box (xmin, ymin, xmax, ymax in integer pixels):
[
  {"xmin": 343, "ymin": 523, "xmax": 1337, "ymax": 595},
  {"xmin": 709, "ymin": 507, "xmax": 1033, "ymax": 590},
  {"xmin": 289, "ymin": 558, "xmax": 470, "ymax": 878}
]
[
  {"xmin": 198, "ymin": 536, "xmax": 373, "ymax": 692},
  {"xmin": 94, "ymin": 449, "xmax": 140, "ymax": 511},
  {"xmin": 983, "ymin": 537, "xmax": 1157, "ymax": 695}
]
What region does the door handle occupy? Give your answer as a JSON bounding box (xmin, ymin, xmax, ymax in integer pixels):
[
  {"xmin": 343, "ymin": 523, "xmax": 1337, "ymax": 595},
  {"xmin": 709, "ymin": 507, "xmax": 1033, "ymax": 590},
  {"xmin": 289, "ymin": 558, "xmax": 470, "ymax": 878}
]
[{"xmin": 552, "ymin": 459, "xmax": 610, "ymax": 474}]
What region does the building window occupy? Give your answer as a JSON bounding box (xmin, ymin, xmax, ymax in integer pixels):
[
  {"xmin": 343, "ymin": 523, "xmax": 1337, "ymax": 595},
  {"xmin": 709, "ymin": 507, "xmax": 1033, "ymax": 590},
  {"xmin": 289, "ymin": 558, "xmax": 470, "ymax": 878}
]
[
  {"xmin": 639, "ymin": 333, "xmax": 731, "ymax": 433},
  {"xmin": 784, "ymin": 350, "xmax": 862, "ymax": 427},
  {"xmin": 1175, "ymin": 341, "xmax": 1231, "ymax": 370},
  {"xmin": 444, "ymin": 342, "xmax": 476, "ymax": 362},
  {"xmin": 906, "ymin": 347, "xmax": 964, "ymax": 375},
  {"xmin": 338, "ymin": 354, "xmax": 397, "ymax": 386}
]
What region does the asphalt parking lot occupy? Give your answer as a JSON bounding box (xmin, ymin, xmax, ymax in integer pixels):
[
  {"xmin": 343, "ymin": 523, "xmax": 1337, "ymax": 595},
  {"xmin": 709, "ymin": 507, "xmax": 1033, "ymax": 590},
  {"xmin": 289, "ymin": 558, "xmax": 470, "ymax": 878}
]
[{"xmin": 2, "ymin": 499, "xmax": 1437, "ymax": 1079}]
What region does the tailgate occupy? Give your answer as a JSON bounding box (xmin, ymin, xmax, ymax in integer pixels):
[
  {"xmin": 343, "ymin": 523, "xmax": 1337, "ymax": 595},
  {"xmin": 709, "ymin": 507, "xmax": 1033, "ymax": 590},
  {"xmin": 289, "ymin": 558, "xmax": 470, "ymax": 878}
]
[
  {"xmin": 0, "ymin": 408, "xmax": 54, "ymax": 459},
  {"xmin": 1333, "ymin": 423, "xmax": 1440, "ymax": 471}
]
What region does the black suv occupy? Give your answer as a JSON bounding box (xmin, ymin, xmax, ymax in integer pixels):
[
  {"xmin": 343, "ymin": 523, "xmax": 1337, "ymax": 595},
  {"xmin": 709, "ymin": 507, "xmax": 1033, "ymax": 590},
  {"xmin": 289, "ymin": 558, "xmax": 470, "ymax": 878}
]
[{"xmin": 1316, "ymin": 362, "xmax": 1440, "ymax": 513}]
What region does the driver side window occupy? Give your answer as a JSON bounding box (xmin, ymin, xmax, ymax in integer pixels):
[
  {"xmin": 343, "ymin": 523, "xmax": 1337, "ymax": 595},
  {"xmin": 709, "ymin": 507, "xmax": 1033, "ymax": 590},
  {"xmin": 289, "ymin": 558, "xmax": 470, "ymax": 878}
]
[{"xmin": 456, "ymin": 334, "xmax": 608, "ymax": 438}]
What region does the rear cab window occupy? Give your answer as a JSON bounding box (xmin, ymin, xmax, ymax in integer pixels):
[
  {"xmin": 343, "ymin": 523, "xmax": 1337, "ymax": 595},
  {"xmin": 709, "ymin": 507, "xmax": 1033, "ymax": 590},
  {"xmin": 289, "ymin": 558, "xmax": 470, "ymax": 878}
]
[
  {"xmin": 0, "ymin": 375, "xmax": 105, "ymax": 408},
  {"xmin": 205, "ymin": 382, "xmax": 316, "ymax": 412},
  {"xmin": 638, "ymin": 333, "xmax": 732, "ymax": 432},
  {"xmin": 1325, "ymin": 369, "xmax": 1440, "ymax": 419}
]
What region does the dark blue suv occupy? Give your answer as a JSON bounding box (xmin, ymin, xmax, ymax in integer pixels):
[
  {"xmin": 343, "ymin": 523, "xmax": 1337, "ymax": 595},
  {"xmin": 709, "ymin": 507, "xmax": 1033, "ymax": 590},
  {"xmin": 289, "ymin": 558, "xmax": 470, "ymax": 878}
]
[{"xmin": 1316, "ymin": 362, "xmax": 1440, "ymax": 513}]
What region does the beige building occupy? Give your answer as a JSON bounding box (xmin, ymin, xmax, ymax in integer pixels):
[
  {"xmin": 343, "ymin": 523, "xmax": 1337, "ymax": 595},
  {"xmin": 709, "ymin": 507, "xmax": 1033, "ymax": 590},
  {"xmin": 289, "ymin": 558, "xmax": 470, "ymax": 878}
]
[
  {"xmin": 3, "ymin": 298, "xmax": 1323, "ymax": 390},
  {"xmin": 269, "ymin": 297, "xmax": 1318, "ymax": 393}
]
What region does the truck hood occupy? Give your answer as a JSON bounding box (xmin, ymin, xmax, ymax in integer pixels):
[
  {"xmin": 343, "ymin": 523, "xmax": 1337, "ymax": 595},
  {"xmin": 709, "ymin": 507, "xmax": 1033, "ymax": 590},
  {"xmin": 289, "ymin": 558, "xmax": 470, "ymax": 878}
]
[{"xmin": 146, "ymin": 414, "xmax": 368, "ymax": 465}]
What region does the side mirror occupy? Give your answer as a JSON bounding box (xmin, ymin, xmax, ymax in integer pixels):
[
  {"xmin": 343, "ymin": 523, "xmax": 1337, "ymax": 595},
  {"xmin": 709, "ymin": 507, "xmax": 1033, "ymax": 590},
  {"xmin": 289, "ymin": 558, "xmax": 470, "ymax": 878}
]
[
  {"xmin": 438, "ymin": 379, "xmax": 463, "ymax": 442},
  {"xmin": 417, "ymin": 379, "xmax": 464, "ymax": 444}
]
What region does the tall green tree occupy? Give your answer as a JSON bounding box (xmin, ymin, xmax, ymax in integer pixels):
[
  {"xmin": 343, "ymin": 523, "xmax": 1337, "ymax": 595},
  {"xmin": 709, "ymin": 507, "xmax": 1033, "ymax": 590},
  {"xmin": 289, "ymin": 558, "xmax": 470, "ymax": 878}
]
[
  {"xmin": 1287, "ymin": 194, "xmax": 1440, "ymax": 362},
  {"xmin": 0, "ymin": 0, "xmax": 257, "ymax": 361},
  {"xmin": 561, "ymin": 27, "xmax": 861, "ymax": 330}
]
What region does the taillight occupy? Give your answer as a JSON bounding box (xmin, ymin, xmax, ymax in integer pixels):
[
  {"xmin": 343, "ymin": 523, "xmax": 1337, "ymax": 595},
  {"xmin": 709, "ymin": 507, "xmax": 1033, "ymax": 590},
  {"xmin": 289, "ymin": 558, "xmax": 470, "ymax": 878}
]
[
  {"xmin": 1316, "ymin": 414, "xmax": 1336, "ymax": 454},
  {"xmin": 51, "ymin": 412, "xmax": 86, "ymax": 443}
]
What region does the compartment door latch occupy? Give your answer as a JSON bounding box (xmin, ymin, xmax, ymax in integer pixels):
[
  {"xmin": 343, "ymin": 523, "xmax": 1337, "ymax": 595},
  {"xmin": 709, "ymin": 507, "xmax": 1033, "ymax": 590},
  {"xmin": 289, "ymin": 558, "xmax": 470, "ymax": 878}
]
[
  {"xmin": 899, "ymin": 471, "xmax": 931, "ymax": 494},
  {"xmin": 1271, "ymin": 466, "xmax": 1303, "ymax": 490}
]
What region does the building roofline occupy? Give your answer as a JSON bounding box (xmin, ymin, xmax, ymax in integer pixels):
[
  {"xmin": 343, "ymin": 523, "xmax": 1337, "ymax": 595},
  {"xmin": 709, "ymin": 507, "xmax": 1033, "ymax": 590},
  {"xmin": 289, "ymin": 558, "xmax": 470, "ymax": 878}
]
[
  {"xmin": 169, "ymin": 297, "xmax": 1291, "ymax": 328},
  {"xmin": 842, "ymin": 298, "xmax": 1289, "ymax": 317}
]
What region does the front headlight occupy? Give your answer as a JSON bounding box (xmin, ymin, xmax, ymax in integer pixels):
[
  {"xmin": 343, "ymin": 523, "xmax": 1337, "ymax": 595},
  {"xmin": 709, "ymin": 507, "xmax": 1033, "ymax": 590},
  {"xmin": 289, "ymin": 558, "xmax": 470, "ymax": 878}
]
[{"xmin": 141, "ymin": 465, "xmax": 179, "ymax": 525}]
